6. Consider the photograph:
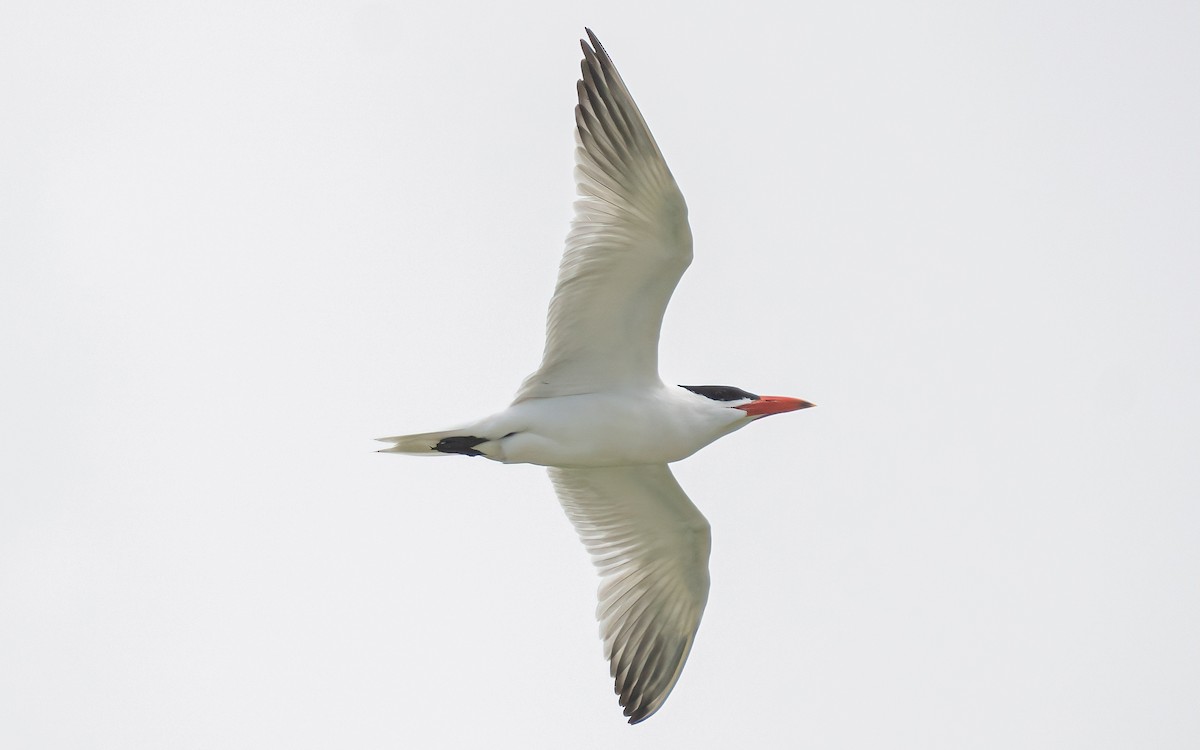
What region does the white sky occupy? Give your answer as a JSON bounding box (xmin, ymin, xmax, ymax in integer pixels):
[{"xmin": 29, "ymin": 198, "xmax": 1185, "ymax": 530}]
[{"xmin": 3, "ymin": 1, "xmax": 1199, "ymax": 747}]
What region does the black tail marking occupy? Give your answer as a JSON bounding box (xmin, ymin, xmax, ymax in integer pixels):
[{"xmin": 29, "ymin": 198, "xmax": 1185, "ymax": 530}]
[{"xmin": 434, "ymin": 436, "xmax": 489, "ymax": 457}]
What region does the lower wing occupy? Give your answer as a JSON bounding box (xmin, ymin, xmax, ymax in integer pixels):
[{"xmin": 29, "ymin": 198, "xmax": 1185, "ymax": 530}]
[{"xmin": 548, "ymin": 463, "xmax": 711, "ymax": 723}]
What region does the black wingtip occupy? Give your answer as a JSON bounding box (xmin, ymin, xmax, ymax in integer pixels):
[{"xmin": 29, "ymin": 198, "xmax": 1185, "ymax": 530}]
[
  {"xmin": 583, "ymin": 28, "xmax": 607, "ymax": 60},
  {"xmin": 623, "ymin": 695, "xmax": 655, "ymax": 725}
]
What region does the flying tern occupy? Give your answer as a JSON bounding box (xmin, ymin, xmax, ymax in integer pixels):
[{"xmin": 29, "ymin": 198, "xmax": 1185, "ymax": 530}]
[{"xmin": 379, "ymin": 29, "xmax": 815, "ymax": 723}]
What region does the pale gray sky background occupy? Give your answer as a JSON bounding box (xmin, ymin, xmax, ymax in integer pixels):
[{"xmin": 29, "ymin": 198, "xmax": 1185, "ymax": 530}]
[{"xmin": 3, "ymin": 1, "xmax": 1198, "ymax": 748}]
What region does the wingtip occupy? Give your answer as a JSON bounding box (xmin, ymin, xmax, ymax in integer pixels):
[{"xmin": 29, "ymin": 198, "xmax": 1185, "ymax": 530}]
[
  {"xmin": 583, "ymin": 28, "xmax": 606, "ymax": 59},
  {"xmin": 620, "ymin": 684, "xmax": 660, "ymax": 725},
  {"xmin": 625, "ymin": 702, "xmax": 657, "ymax": 724}
]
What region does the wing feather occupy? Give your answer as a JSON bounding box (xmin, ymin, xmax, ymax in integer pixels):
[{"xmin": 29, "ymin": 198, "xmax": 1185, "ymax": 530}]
[
  {"xmin": 548, "ymin": 464, "xmax": 710, "ymax": 723},
  {"xmin": 515, "ymin": 29, "xmax": 692, "ymax": 402}
]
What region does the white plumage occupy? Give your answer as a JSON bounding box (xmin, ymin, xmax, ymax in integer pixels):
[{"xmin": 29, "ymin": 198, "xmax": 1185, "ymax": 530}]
[
  {"xmin": 379, "ymin": 29, "xmax": 813, "ymax": 723},
  {"xmin": 515, "ymin": 29, "xmax": 691, "ymax": 402}
]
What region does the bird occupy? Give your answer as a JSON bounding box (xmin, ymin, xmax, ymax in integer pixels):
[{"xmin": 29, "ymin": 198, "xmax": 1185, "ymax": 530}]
[{"xmin": 378, "ymin": 28, "xmax": 815, "ymax": 724}]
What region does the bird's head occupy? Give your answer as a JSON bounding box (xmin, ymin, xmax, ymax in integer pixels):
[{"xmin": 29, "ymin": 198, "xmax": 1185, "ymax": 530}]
[{"xmin": 679, "ymin": 385, "xmax": 814, "ymax": 419}]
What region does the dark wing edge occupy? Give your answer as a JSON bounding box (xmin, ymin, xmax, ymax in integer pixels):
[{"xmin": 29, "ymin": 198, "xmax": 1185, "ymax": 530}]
[
  {"xmin": 514, "ymin": 29, "xmax": 693, "ymax": 402},
  {"xmin": 548, "ymin": 464, "xmax": 711, "ymax": 723}
]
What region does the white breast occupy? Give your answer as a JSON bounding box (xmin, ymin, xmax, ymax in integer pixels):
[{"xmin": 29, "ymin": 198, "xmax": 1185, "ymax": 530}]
[{"xmin": 486, "ymin": 387, "xmax": 746, "ymax": 468}]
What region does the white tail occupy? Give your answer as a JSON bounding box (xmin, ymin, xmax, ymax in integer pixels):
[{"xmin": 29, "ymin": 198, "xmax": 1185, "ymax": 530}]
[{"xmin": 375, "ymin": 429, "xmax": 468, "ymax": 456}]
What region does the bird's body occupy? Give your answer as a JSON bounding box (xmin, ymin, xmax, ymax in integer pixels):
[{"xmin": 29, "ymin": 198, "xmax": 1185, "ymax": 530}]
[
  {"xmin": 386, "ymin": 386, "xmax": 747, "ymax": 467},
  {"xmin": 379, "ymin": 29, "xmax": 814, "ymax": 723}
]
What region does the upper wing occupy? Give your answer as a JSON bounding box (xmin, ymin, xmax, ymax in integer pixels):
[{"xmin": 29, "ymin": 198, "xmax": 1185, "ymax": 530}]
[
  {"xmin": 515, "ymin": 29, "xmax": 692, "ymax": 402},
  {"xmin": 548, "ymin": 464, "xmax": 711, "ymax": 724}
]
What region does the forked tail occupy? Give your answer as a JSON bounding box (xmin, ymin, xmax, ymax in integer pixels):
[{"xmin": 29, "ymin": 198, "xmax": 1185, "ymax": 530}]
[{"xmin": 376, "ymin": 429, "xmax": 492, "ymax": 457}]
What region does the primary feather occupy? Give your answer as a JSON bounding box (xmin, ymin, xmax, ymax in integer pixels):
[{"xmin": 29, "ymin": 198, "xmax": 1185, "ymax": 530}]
[
  {"xmin": 550, "ymin": 464, "xmax": 710, "ymax": 724},
  {"xmin": 515, "ymin": 29, "xmax": 692, "ymax": 402}
]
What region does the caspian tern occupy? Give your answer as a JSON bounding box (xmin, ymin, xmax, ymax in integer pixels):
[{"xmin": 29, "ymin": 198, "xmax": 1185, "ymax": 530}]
[{"xmin": 379, "ymin": 29, "xmax": 815, "ymax": 724}]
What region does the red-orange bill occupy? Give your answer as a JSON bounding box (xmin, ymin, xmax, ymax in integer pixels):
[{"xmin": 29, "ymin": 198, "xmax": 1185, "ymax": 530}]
[{"xmin": 735, "ymin": 396, "xmax": 815, "ymax": 417}]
